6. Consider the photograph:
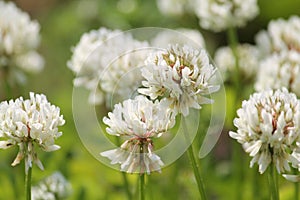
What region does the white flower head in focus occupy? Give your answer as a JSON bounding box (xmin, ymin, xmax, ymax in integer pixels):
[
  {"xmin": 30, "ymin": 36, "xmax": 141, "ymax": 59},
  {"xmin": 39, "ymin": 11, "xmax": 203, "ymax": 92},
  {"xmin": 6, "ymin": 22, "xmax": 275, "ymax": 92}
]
[
  {"xmin": 194, "ymin": 0, "xmax": 259, "ymax": 32},
  {"xmin": 101, "ymin": 95, "xmax": 175, "ymax": 174},
  {"xmin": 138, "ymin": 44, "xmax": 219, "ymax": 116},
  {"xmin": 214, "ymin": 44, "xmax": 259, "ymax": 81},
  {"xmin": 0, "ymin": 1, "xmax": 44, "ymax": 82},
  {"xmin": 255, "ymin": 50, "xmax": 300, "ymax": 97},
  {"xmin": 151, "ymin": 28, "xmax": 206, "ymax": 49},
  {"xmin": 0, "ymin": 93, "xmax": 65, "ymax": 173},
  {"xmin": 67, "ymin": 27, "xmax": 149, "ymax": 106},
  {"xmin": 255, "ymin": 16, "xmax": 300, "ymax": 55},
  {"xmin": 32, "ymin": 171, "xmax": 72, "ymax": 200},
  {"xmin": 229, "ymin": 88, "xmax": 300, "ymax": 174}
]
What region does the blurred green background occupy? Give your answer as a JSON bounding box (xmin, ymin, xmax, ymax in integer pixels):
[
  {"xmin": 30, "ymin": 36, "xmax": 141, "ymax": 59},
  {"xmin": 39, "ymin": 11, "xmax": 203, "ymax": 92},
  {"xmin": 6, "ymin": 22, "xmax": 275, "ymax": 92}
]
[{"xmin": 0, "ymin": 0, "xmax": 300, "ymax": 199}]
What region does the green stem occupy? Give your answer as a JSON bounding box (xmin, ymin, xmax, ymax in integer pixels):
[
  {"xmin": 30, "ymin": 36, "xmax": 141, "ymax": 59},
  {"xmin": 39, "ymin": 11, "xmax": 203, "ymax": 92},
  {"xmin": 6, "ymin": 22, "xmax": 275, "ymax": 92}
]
[
  {"xmin": 227, "ymin": 26, "xmax": 240, "ymax": 97},
  {"xmin": 122, "ymin": 172, "xmax": 132, "ymax": 200},
  {"xmin": 4, "ymin": 79, "xmax": 12, "ymax": 98},
  {"xmin": 139, "ymin": 173, "xmax": 145, "ymax": 200},
  {"xmin": 232, "ymin": 142, "xmax": 243, "ymax": 200},
  {"xmin": 1, "ymin": 66, "xmax": 12, "ymax": 99},
  {"xmin": 227, "ymin": 26, "xmax": 244, "ymax": 200},
  {"xmin": 115, "ymin": 137, "xmax": 132, "ymax": 200},
  {"xmin": 268, "ymin": 163, "xmax": 279, "ymax": 200},
  {"xmin": 25, "ymin": 166, "xmax": 32, "ymax": 200},
  {"xmin": 183, "ymin": 117, "xmax": 207, "ymax": 200}
]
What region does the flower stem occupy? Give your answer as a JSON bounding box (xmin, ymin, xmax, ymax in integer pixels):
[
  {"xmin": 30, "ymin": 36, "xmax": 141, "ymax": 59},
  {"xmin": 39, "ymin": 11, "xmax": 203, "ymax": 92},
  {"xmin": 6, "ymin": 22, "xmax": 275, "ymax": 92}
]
[
  {"xmin": 1, "ymin": 66, "xmax": 12, "ymax": 99},
  {"xmin": 139, "ymin": 173, "xmax": 145, "ymax": 200},
  {"xmin": 25, "ymin": 166, "xmax": 32, "ymax": 200},
  {"xmin": 115, "ymin": 137, "xmax": 132, "ymax": 200},
  {"xmin": 183, "ymin": 117, "xmax": 207, "ymax": 200},
  {"xmin": 268, "ymin": 163, "xmax": 279, "ymax": 200},
  {"xmin": 227, "ymin": 26, "xmax": 244, "ymax": 200}
]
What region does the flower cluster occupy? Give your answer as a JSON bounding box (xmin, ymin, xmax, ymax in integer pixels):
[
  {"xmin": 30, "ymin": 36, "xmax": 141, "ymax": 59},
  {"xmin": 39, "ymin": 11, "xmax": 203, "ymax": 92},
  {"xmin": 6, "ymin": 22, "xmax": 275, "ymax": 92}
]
[
  {"xmin": 229, "ymin": 88, "xmax": 300, "ymax": 174},
  {"xmin": 68, "ymin": 27, "xmax": 149, "ymax": 106},
  {"xmin": 254, "ymin": 16, "xmax": 300, "ymax": 97},
  {"xmin": 31, "ymin": 171, "xmax": 72, "ymax": 200},
  {"xmin": 0, "ymin": 93, "xmax": 65, "ymax": 173},
  {"xmin": 194, "ymin": 0, "xmax": 259, "ymax": 32},
  {"xmin": 139, "ymin": 44, "xmax": 219, "ymax": 116},
  {"xmin": 214, "ymin": 44, "xmax": 259, "ymax": 82},
  {"xmin": 0, "ymin": 1, "xmax": 44, "ymax": 83},
  {"xmin": 101, "ymin": 95, "xmax": 175, "ymax": 174}
]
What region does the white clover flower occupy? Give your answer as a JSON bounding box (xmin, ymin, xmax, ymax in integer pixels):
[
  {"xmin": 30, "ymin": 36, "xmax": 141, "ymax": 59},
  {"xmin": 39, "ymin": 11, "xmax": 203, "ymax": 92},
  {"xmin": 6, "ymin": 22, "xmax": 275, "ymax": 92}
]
[
  {"xmin": 156, "ymin": 0, "xmax": 191, "ymax": 16},
  {"xmin": 194, "ymin": 0, "xmax": 259, "ymax": 32},
  {"xmin": 0, "ymin": 93, "xmax": 65, "ymax": 173},
  {"xmin": 101, "ymin": 95, "xmax": 175, "ymax": 174},
  {"xmin": 255, "ymin": 50, "xmax": 300, "ymax": 97},
  {"xmin": 138, "ymin": 44, "xmax": 219, "ymax": 116},
  {"xmin": 32, "ymin": 171, "xmax": 72, "ymax": 200},
  {"xmin": 67, "ymin": 27, "xmax": 149, "ymax": 105},
  {"xmin": 151, "ymin": 28, "xmax": 205, "ymax": 49},
  {"xmin": 255, "ymin": 16, "xmax": 300, "ymax": 55},
  {"xmin": 214, "ymin": 44, "xmax": 259, "ymax": 81},
  {"xmin": 0, "ymin": 1, "xmax": 44, "ymax": 81},
  {"xmin": 229, "ymin": 88, "xmax": 300, "ymax": 174}
]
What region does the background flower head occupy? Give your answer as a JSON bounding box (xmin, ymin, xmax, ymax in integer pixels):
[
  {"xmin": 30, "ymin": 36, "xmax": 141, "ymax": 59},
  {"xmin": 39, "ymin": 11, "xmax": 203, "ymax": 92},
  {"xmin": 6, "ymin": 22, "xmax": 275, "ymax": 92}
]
[
  {"xmin": 255, "ymin": 50, "xmax": 300, "ymax": 97},
  {"xmin": 0, "ymin": 1, "xmax": 44, "ymax": 83},
  {"xmin": 194, "ymin": 0, "xmax": 259, "ymax": 32},
  {"xmin": 151, "ymin": 28, "xmax": 206, "ymax": 49},
  {"xmin": 214, "ymin": 44, "xmax": 259, "ymax": 82},
  {"xmin": 0, "ymin": 92, "xmax": 65, "ymax": 173},
  {"xmin": 229, "ymin": 88, "xmax": 300, "ymax": 174},
  {"xmin": 255, "ymin": 15, "xmax": 300, "ymax": 55},
  {"xmin": 67, "ymin": 27, "xmax": 149, "ymax": 106},
  {"xmin": 31, "ymin": 171, "xmax": 72, "ymax": 200},
  {"xmin": 156, "ymin": 0, "xmax": 192, "ymax": 16}
]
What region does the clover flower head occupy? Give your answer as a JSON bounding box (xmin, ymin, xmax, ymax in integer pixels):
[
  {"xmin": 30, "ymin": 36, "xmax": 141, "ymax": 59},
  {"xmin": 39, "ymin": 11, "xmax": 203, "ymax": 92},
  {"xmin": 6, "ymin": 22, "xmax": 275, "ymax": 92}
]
[
  {"xmin": 138, "ymin": 44, "xmax": 219, "ymax": 116},
  {"xmin": 255, "ymin": 50, "xmax": 300, "ymax": 97},
  {"xmin": 32, "ymin": 171, "xmax": 72, "ymax": 200},
  {"xmin": 194, "ymin": 0, "xmax": 259, "ymax": 32},
  {"xmin": 100, "ymin": 43, "xmax": 149, "ymax": 107},
  {"xmin": 151, "ymin": 28, "xmax": 205, "ymax": 49},
  {"xmin": 0, "ymin": 1, "xmax": 44, "ymax": 82},
  {"xmin": 0, "ymin": 93, "xmax": 65, "ymax": 173},
  {"xmin": 229, "ymin": 88, "xmax": 300, "ymax": 174},
  {"xmin": 101, "ymin": 95, "xmax": 175, "ymax": 174},
  {"xmin": 67, "ymin": 27, "xmax": 149, "ymax": 105},
  {"xmin": 255, "ymin": 16, "xmax": 300, "ymax": 55},
  {"xmin": 156, "ymin": 0, "xmax": 191, "ymax": 16},
  {"xmin": 214, "ymin": 44, "xmax": 259, "ymax": 81}
]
